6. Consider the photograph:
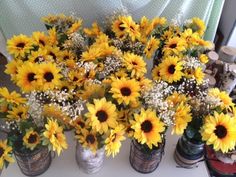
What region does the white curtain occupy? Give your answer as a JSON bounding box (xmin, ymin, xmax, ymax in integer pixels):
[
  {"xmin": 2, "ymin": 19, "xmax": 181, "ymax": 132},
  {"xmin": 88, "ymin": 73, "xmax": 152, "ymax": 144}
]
[{"xmin": 0, "ymin": 0, "xmax": 225, "ymax": 57}]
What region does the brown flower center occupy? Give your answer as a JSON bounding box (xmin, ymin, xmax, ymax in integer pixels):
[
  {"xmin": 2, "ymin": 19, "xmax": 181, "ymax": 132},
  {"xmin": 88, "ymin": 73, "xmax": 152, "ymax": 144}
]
[
  {"xmin": 64, "ymin": 56, "xmax": 69, "ymax": 60},
  {"xmin": 27, "ymin": 73, "xmax": 36, "ymax": 82},
  {"xmin": 44, "ymin": 72, "xmax": 54, "ymax": 82},
  {"xmin": 39, "ymin": 39, "xmax": 45, "ymax": 46},
  {"xmin": 119, "ymin": 23, "xmax": 125, "ymax": 31},
  {"xmin": 141, "ymin": 120, "xmax": 153, "ymax": 133},
  {"xmin": 73, "ymin": 77, "xmax": 78, "ymax": 82},
  {"xmin": 132, "ymin": 61, "xmax": 137, "ymax": 66},
  {"xmin": 61, "ymin": 86, "xmax": 69, "ymax": 92},
  {"xmin": 0, "ymin": 147, "xmax": 4, "ymax": 158},
  {"xmin": 86, "ymin": 134, "xmax": 95, "ymax": 144},
  {"xmin": 16, "ymin": 42, "xmax": 25, "ymax": 48},
  {"xmin": 49, "ymin": 52, "xmax": 57, "ymax": 60},
  {"xmin": 77, "ymin": 121, "xmax": 85, "ymax": 128},
  {"xmin": 214, "ymin": 125, "xmax": 227, "ymax": 139},
  {"xmin": 169, "ymin": 43, "xmax": 177, "ymax": 48},
  {"xmin": 96, "ymin": 110, "xmax": 108, "ymax": 122},
  {"xmin": 121, "ymin": 87, "xmax": 131, "ymax": 96},
  {"xmin": 28, "ymin": 134, "xmax": 38, "ymax": 144},
  {"xmin": 17, "ymin": 112, "xmax": 23, "ymax": 118},
  {"xmin": 168, "ymin": 64, "xmax": 176, "ymax": 74}
]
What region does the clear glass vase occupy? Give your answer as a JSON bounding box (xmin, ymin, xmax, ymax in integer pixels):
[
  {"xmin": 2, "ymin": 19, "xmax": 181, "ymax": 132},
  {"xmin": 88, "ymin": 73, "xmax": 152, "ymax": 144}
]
[
  {"xmin": 174, "ymin": 133, "xmax": 204, "ymax": 168},
  {"xmin": 14, "ymin": 146, "xmax": 51, "ymax": 176},
  {"xmin": 129, "ymin": 140, "xmax": 165, "ymax": 174},
  {"xmin": 76, "ymin": 142, "xmax": 105, "ymax": 174}
]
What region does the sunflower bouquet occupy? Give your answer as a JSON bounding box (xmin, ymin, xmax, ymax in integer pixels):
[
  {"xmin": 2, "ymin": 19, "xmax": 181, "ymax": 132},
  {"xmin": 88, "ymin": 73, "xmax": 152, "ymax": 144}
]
[{"xmin": 0, "ymin": 87, "xmax": 68, "ymax": 170}]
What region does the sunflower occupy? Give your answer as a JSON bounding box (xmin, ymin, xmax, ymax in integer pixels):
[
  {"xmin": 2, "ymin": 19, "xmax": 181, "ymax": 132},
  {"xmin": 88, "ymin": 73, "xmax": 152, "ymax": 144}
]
[
  {"xmin": 167, "ymin": 91, "xmax": 187, "ymax": 106},
  {"xmin": 138, "ymin": 77, "xmax": 152, "ymax": 91},
  {"xmin": 7, "ymin": 105, "xmax": 28, "ymax": 120},
  {"xmin": 37, "ymin": 62, "xmax": 62, "ymax": 90},
  {"xmin": 152, "ymin": 65, "xmax": 161, "ymax": 81},
  {"xmin": 32, "ymin": 31, "xmax": 49, "ymax": 48},
  {"xmin": 181, "ymin": 29, "xmax": 199, "ymax": 46},
  {"xmin": 189, "ymin": 17, "xmax": 206, "ymax": 36},
  {"xmin": 123, "ymin": 52, "xmax": 146, "ymax": 78},
  {"xmin": 7, "ymin": 34, "xmax": 33, "ymax": 58},
  {"xmin": 201, "ymin": 112, "xmax": 236, "ymax": 153},
  {"xmin": 58, "ymin": 81, "xmax": 75, "ymax": 93},
  {"xmin": 110, "ymin": 77, "xmax": 140, "ymax": 105},
  {"xmin": 193, "ymin": 67, "xmax": 205, "ymax": 84},
  {"xmin": 85, "ymin": 98, "xmax": 117, "ymax": 134},
  {"xmin": 163, "ymin": 37, "xmax": 187, "ymax": 56},
  {"xmin": 76, "ymin": 128, "xmax": 98, "ymax": 152},
  {"xmin": 105, "ymin": 125, "xmax": 126, "ymax": 157},
  {"xmin": 81, "ymin": 46, "xmax": 102, "ymax": 62},
  {"xmin": 84, "ymin": 22, "xmax": 102, "ymax": 37},
  {"xmin": 131, "ymin": 108, "xmax": 165, "ymax": 149},
  {"xmin": 67, "ymin": 19, "xmax": 83, "ymax": 34},
  {"xmin": 208, "ymin": 88, "xmax": 234, "ymax": 110},
  {"xmin": 0, "ymin": 87, "xmax": 26, "ymax": 105},
  {"xmin": 28, "ymin": 48, "xmax": 48, "ymax": 63},
  {"xmin": 23, "ymin": 128, "xmax": 40, "ymax": 150},
  {"xmin": 71, "ymin": 117, "xmax": 86, "ymax": 130},
  {"xmin": 59, "ymin": 50, "xmax": 75, "ymax": 62},
  {"xmin": 43, "ymin": 119, "xmax": 68, "ymax": 155},
  {"xmin": 45, "ymin": 46, "xmax": 62, "ymax": 61},
  {"xmin": 43, "ymin": 104, "xmax": 71, "ymax": 126},
  {"xmin": 159, "ymin": 56, "xmax": 183, "ymax": 83},
  {"xmin": 120, "ymin": 16, "xmax": 140, "ymax": 41},
  {"xmin": 0, "ymin": 140, "xmax": 14, "ymax": 169},
  {"xmin": 4, "ymin": 59, "xmax": 23, "ymax": 82},
  {"xmin": 79, "ymin": 83, "xmax": 105, "ymax": 100},
  {"xmin": 144, "ymin": 37, "xmax": 160, "ymax": 59},
  {"xmin": 172, "ymin": 103, "xmax": 192, "ymax": 135},
  {"xmin": 112, "ymin": 16, "xmax": 126, "ymax": 38},
  {"xmin": 16, "ymin": 62, "xmax": 40, "ymax": 92},
  {"xmin": 199, "ymin": 54, "xmax": 209, "ymax": 64},
  {"xmin": 48, "ymin": 27, "xmax": 58, "ymax": 46}
]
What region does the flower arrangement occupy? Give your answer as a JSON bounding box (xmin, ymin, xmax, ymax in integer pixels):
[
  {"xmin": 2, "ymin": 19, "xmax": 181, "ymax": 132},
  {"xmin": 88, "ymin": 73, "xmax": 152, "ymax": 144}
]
[
  {"xmin": 3, "ymin": 11, "xmax": 236, "ymax": 174},
  {"xmin": 0, "ymin": 87, "xmax": 68, "ymax": 170}
]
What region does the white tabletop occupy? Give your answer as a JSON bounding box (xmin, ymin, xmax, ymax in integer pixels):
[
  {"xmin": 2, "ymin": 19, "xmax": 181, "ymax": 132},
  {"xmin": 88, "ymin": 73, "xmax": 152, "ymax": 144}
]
[{"xmin": 2, "ymin": 129, "xmax": 210, "ymax": 177}]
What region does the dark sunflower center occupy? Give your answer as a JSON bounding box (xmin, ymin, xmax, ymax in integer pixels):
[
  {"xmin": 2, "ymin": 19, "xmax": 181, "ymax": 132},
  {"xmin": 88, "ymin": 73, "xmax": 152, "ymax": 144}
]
[
  {"xmin": 168, "ymin": 64, "xmax": 176, "ymax": 74},
  {"xmin": 61, "ymin": 86, "xmax": 69, "ymax": 92},
  {"xmin": 34, "ymin": 57, "xmax": 41, "ymax": 63},
  {"xmin": 16, "ymin": 42, "xmax": 25, "ymax": 48},
  {"xmin": 86, "ymin": 134, "xmax": 95, "ymax": 144},
  {"xmin": 49, "ymin": 52, "xmax": 57, "ymax": 60},
  {"xmin": 121, "ymin": 87, "xmax": 131, "ymax": 96},
  {"xmin": 73, "ymin": 77, "xmax": 78, "ymax": 81},
  {"xmin": 169, "ymin": 43, "xmax": 177, "ymax": 48},
  {"xmin": 64, "ymin": 56, "xmax": 69, "ymax": 60},
  {"xmin": 77, "ymin": 121, "xmax": 85, "ymax": 128},
  {"xmin": 0, "ymin": 147, "xmax": 4, "ymax": 158},
  {"xmin": 44, "ymin": 72, "xmax": 54, "ymax": 82},
  {"xmin": 214, "ymin": 125, "xmax": 227, "ymax": 139},
  {"xmin": 141, "ymin": 120, "xmax": 153, "ymax": 133},
  {"xmin": 28, "ymin": 134, "xmax": 38, "ymax": 144},
  {"xmin": 119, "ymin": 23, "xmax": 125, "ymax": 31},
  {"xmin": 96, "ymin": 110, "xmax": 108, "ymax": 122},
  {"xmin": 17, "ymin": 112, "xmax": 23, "ymax": 118},
  {"xmin": 27, "ymin": 73, "xmax": 36, "ymax": 82},
  {"xmin": 132, "ymin": 61, "xmax": 137, "ymax": 65},
  {"xmin": 39, "ymin": 39, "xmax": 45, "ymax": 46}
]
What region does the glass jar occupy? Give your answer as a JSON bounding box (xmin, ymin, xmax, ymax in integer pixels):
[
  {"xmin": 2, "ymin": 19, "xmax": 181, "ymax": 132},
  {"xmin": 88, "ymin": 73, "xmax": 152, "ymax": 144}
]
[
  {"xmin": 129, "ymin": 140, "xmax": 165, "ymax": 173},
  {"xmin": 14, "ymin": 146, "xmax": 51, "ymax": 176}
]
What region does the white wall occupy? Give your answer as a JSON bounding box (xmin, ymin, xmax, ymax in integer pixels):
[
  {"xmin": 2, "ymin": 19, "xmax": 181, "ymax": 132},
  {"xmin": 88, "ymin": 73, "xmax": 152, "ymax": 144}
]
[{"xmin": 218, "ymin": 0, "xmax": 236, "ymax": 45}]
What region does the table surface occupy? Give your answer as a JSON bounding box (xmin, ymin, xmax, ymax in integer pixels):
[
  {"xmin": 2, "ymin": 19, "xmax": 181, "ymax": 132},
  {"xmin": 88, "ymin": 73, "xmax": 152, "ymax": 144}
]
[{"xmin": 2, "ymin": 129, "xmax": 210, "ymax": 177}]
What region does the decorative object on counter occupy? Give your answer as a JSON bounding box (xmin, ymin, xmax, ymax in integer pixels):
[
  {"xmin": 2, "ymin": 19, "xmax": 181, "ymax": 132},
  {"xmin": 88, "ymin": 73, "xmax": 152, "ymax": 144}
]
[
  {"xmin": 174, "ymin": 133, "xmax": 204, "ymax": 168},
  {"xmin": 219, "ymin": 46, "xmax": 236, "ymax": 64},
  {"xmin": 76, "ymin": 142, "xmax": 104, "ymax": 174},
  {"xmin": 14, "ymin": 146, "xmax": 51, "ymax": 176},
  {"xmin": 206, "ymin": 146, "xmax": 236, "ymax": 177},
  {"xmin": 129, "ymin": 139, "xmax": 165, "ymax": 173}
]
